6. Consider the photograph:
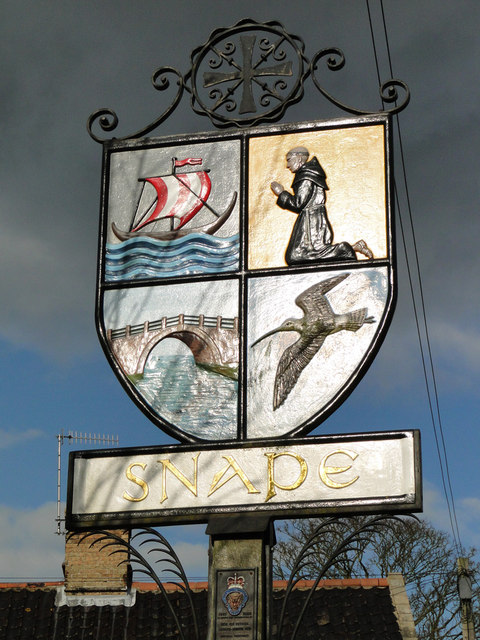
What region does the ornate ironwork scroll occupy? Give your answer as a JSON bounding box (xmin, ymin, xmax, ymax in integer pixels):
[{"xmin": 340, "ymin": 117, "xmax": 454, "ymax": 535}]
[
  {"xmin": 274, "ymin": 514, "xmax": 417, "ymax": 640},
  {"xmin": 87, "ymin": 67, "xmax": 185, "ymax": 143},
  {"xmin": 310, "ymin": 47, "xmax": 410, "ymax": 116},
  {"xmin": 76, "ymin": 528, "xmax": 201, "ymax": 640},
  {"xmin": 87, "ymin": 19, "xmax": 410, "ymax": 142}
]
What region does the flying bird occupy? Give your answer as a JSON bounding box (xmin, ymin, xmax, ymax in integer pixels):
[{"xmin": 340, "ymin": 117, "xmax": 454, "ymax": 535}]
[{"xmin": 251, "ymin": 273, "xmax": 375, "ymax": 410}]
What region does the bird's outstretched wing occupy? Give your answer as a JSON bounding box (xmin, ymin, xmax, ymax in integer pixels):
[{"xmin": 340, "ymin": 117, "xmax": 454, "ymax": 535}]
[
  {"xmin": 295, "ymin": 273, "xmax": 350, "ymax": 317},
  {"xmin": 273, "ymin": 334, "xmax": 326, "ymax": 410}
]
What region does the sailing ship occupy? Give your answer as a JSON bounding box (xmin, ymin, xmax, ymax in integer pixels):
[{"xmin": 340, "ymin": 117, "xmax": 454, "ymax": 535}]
[{"xmin": 111, "ymin": 157, "xmax": 237, "ymax": 241}]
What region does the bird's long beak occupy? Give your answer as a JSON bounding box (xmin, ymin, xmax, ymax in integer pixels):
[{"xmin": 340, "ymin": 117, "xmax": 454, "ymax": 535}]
[{"xmin": 251, "ymin": 327, "xmax": 281, "ymax": 347}]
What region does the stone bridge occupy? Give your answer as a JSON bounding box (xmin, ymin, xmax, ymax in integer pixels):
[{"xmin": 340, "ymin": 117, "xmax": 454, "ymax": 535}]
[{"xmin": 107, "ymin": 314, "xmax": 239, "ymax": 379}]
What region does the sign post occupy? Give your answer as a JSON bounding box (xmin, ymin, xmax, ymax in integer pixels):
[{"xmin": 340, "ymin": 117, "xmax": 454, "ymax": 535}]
[
  {"xmin": 73, "ymin": 19, "xmax": 417, "ymax": 639},
  {"xmin": 207, "ymin": 516, "xmax": 273, "ymax": 640}
]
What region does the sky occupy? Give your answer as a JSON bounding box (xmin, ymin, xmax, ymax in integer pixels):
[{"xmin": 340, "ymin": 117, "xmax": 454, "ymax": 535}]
[{"xmin": 1, "ymin": 0, "xmax": 479, "ymax": 581}]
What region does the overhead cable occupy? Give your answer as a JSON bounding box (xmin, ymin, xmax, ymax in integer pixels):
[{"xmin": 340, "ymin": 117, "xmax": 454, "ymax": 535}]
[{"xmin": 365, "ymin": 0, "xmax": 463, "ymax": 554}]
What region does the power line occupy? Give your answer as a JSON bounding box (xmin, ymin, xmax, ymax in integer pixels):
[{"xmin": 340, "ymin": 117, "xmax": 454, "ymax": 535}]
[{"xmin": 365, "ymin": 0, "xmax": 463, "ymax": 555}]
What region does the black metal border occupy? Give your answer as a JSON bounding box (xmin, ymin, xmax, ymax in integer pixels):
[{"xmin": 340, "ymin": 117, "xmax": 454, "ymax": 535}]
[
  {"xmin": 65, "ymin": 430, "xmax": 422, "ymax": 530},
  {"xmin": 96, "ymin": 114, "xmax": 395, "ymax": 444},
  {"xmin": 87, "ymin": 19, "xmax": 409, "ymax": 140}
]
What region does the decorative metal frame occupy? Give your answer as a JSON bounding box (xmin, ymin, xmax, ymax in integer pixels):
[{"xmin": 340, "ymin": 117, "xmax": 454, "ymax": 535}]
[
  {"xmin": 74, "ymin": 516, "xmax": 417, "ymax": 640},
  {"xmin": 91, "ymin": 19, "xmax": 403, "ymax": 443},
  {"xmin": 81, "ymin": 20, "xmax": 416, "ymax": 640},
  {"xmin": 87, "ymin": 18, "xmax": 409, "ymax": 141},
  {"xmin": 274, "ymin": 514, "xmax": 418, "ymax": 640},
  {"xmin": 95, "ymin": 113, "xmax": 395, "ymax": 443},
  {"xmin": 77, "ymin": 528, "xmax": 201, "ymax": 640}
]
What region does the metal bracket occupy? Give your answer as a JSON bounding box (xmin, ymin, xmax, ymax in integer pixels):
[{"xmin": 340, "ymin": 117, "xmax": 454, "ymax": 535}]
[{"xmin": 87, "ymin": 19, "xmax": 410, "ymax": 142}]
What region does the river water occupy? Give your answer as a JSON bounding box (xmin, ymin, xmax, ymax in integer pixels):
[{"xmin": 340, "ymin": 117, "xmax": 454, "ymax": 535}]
[{"xmin": 135, "ymin": 354, "xmax": 238, "ymax": 441}]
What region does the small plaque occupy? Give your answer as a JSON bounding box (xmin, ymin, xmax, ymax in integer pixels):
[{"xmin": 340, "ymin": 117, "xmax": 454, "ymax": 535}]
[{"xmin": 215, "ymin": 569, "xmax": 257, "ymax": 640}]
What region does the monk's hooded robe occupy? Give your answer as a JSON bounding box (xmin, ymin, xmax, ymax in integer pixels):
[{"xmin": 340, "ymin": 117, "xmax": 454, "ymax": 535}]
[{"xmin": 276, "ymin": 156, "xmax": 357, "ymax": 265}]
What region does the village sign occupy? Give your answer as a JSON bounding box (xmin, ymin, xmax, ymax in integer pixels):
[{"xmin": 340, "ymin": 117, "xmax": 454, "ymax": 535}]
[{"xmin": 66, "ymin": 19, "xmax": 420, "ymax": 531}]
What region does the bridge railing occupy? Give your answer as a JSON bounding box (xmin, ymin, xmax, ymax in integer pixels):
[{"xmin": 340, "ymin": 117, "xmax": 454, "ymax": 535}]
[{"xmin": 108, "ymin": 315, "xmax": 238, "ymax": 340}]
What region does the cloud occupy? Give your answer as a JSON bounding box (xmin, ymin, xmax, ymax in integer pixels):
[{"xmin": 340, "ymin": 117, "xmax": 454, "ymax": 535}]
[
  {"xmin": 0, "ymin": 428, "xmax": 45, "ymax": 450},
  {"xmin": 0, "ymin": 503, "xmax": 209, "ymax": 582},
  {"xmin": 432, "ymin": 322, "xmax": 480, "ymax": 373},
  {"xmin": 0, "ymin": 502, "xmax": 65, "ymax": 579},
  {"xmin": 421, "ymin": 481, "xmax": 454, "ymax": 533},
  {"xmin": 0, "ymin": 0, "xmax": 479, "ymax": 367},
  {"xmin": 173, "ymin": 541, "xmax": 208, "ymax": 579},
  {"xmin": 460, "ymin": 497, "xmax": 480, "ymax": 514},
  {"xmin": 422, "ymin": 482, "xmax": 480, "ymax": 553},
  {"xmin": 457, "ymin": 497, "xmax": 480, "ymax": 552},
  {"xmin": 130, "ymin": 525, "xmax": 208, "ymax": 581}
]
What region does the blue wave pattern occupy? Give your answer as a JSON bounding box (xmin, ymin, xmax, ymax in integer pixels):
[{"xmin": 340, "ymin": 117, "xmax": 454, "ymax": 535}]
[{"xmin": 105, "ymin": 233, "xmax": 240, "ymax": 281}]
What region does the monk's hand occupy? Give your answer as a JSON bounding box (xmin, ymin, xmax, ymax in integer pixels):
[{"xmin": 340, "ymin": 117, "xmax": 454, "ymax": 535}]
[{"xmin": 270, "ymin": 181, "xmax": 283, "ymax": 196}]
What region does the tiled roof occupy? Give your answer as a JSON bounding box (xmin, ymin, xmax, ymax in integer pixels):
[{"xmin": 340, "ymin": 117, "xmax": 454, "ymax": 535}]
[
  {"xmin": 0, "ymin": 587, "xmax": 57, "ymax": 640},
  {"xmin": 0, "ymin": 586, "xmax": 209, "ymax": 640},
  {"xmin": 273, "ymin": 584, "xmax": 402, "ymax": 640},
  {"xmin": 0, "ymin": 579, "xmax": 408, "ymax": 640}
]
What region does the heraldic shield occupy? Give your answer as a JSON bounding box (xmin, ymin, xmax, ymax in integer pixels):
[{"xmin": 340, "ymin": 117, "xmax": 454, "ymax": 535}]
[{"xmin": 96, "ymin": 114, "xmax": 394, "ymax": 443}]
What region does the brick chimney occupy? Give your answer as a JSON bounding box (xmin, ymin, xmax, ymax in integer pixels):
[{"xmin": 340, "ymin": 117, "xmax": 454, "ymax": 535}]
[
  {"xmin": 64, "ymin": 530, "xmax": 131, "ymax": 594},
  {"xmin": 388, "ymin": 573, "xmax": 418, "ymax": 639}
]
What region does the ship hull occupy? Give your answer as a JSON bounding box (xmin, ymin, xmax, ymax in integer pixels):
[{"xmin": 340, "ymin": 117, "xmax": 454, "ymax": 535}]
[{"xmin": 111, "ymin": 192, "xmax": 237, "ymax": 242}]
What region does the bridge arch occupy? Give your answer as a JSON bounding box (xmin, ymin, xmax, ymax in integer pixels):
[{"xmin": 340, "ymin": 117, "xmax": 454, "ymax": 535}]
[{"xmin": 136, "ymin": 326, "xmax": 223, "ymax": 374}]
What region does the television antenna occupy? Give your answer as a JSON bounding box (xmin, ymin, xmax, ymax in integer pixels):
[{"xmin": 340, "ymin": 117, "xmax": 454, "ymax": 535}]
[{"xmin": 55, "ymin": 430, "xmax": 119, "ymax": 535}]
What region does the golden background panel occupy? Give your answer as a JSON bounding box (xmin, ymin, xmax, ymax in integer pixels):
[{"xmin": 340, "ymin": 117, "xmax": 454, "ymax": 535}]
[{"xmin": 248, "ymin": 125, "xmax": 387, "ymax": 270}]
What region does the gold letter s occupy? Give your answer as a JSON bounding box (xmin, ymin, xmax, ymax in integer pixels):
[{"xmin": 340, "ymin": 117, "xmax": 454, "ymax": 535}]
[{"xmin": 123, "ymin": 462, "xmax": 149, "ymax": 502}]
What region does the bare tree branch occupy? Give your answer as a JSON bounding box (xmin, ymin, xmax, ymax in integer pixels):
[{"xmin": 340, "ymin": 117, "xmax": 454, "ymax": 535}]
[{"xmin": 274, "ymin": 517, "xmax": 479, "ymax": 640}]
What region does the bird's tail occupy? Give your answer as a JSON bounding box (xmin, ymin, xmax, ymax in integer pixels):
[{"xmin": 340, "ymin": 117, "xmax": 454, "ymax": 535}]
[{"xmin": 341, "ymin": 308, "xmax": 375, "ymax": 332}]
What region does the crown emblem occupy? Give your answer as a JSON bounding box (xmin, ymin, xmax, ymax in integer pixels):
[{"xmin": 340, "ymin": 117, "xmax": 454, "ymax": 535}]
[{"xmin": 227, "ymin": 573, "xmax": 245, "ymax": 589}]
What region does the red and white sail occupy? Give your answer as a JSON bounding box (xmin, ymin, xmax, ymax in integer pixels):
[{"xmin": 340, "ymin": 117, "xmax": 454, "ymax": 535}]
[{"xmin": 131, "ymin": 158, "xmax": 211, "ymax": 233}]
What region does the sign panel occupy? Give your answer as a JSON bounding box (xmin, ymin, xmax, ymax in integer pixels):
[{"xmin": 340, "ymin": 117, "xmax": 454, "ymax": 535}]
[
  {"xmin": 97, "ymin": 114, "xmax": 394, "ymax": 442},
  {"xmin": 66, "ymin": 431, "xmax": 421, "ymax": 529}
]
